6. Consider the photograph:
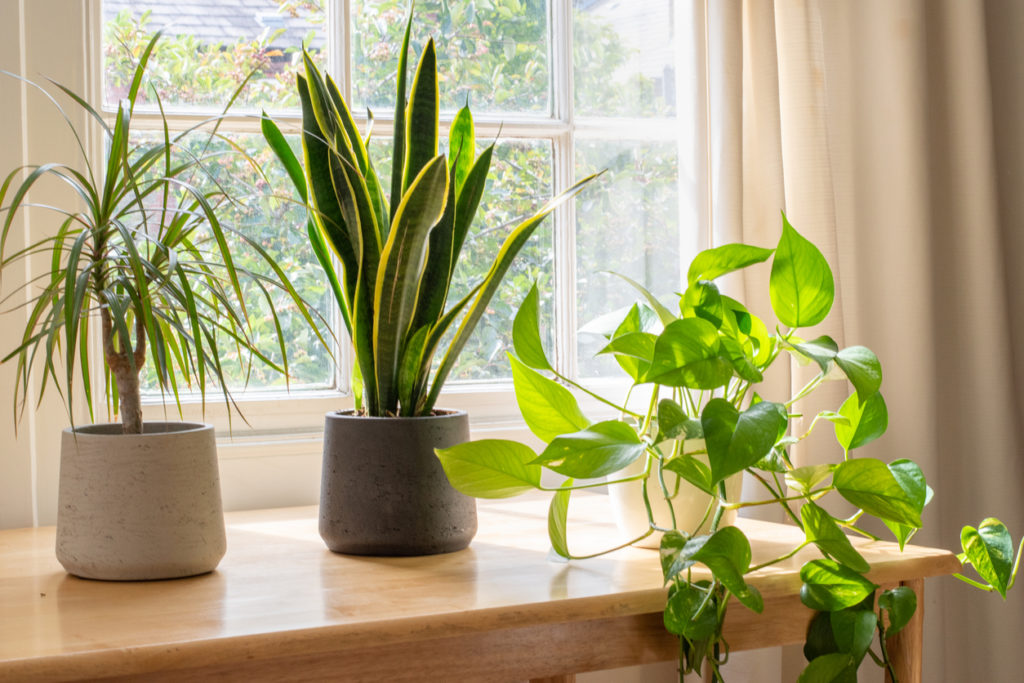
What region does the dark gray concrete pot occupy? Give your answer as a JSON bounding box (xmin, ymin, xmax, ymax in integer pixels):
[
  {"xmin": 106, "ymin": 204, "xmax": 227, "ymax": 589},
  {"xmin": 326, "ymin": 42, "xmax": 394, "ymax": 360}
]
[{"xmin": 319, "ymin": 409, "xmax": 477, "ymax": 556}]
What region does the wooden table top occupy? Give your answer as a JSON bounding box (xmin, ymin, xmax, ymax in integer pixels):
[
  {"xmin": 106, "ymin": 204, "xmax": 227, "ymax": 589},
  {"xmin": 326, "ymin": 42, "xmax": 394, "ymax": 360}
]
[{"xmin": 0, "ymin": 493, "xmax": 961, "ymax": 681}]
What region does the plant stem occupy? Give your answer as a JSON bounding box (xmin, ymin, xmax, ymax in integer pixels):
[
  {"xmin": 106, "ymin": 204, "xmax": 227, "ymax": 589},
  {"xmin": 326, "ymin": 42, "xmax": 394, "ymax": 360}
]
[
  {"xmin": 785, "ymin": 371, "xmax": 826, "ymax": 408},
  {"xmin": 554, "ymin": 369, "xmax": 644, "ymax": 419},
  {"xmin": 751, "ymin": 471, "xmax": 803, "ymax": 529},
  {"xmin": 748, "ymin": 540, "xmax": 810, "ymax": 572},
  {"xmin": 877, "ymin": 614, "xmax": 898, "ymax": 682}
]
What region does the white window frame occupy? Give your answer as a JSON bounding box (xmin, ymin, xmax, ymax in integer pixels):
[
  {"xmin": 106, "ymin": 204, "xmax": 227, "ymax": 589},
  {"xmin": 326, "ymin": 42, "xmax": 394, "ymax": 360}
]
[{"xmin": 77, "ymin": 0, "xmax": 703, "ymax": 509}]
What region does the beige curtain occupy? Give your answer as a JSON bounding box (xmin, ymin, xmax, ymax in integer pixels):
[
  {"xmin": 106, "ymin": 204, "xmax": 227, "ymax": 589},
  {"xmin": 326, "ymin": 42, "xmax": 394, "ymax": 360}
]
[{"xmin": 697, "ymin": 0, "xmax": 1024, "ymax": 680}]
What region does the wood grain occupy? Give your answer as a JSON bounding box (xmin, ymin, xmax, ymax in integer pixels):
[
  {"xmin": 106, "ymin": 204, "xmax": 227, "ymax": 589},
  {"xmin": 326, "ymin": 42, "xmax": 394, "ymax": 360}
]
[{"xmin": 0, "ymin": 493, "xmax": 960, "ymax": 681}]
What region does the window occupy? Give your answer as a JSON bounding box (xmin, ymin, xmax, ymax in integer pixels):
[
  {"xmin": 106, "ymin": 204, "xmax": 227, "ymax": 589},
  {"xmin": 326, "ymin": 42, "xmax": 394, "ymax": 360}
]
[{"xmin": 100, "ymin": 1, "xmax": 693, "ymax": 441}]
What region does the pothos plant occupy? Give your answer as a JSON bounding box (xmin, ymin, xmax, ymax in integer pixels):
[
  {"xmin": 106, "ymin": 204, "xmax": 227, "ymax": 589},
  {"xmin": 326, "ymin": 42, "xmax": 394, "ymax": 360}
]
[
  {"xmin": 0, "ymin": 33, "xmax": 323, "ymax": 434},
  {"xmin": 437, "ymin": 214, "xmax": 1021, "ymax": 682},
  {"xmin": 262, "ymin": 10, "xmax": 595, "ymax": 417}
]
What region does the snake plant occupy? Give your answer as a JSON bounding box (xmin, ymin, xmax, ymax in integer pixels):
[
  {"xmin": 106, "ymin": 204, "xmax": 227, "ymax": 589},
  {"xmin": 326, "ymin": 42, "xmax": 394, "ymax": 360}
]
[
  {"xmin": 0, "ymin": 33, "xmax": 323, "ymax": 434},
  {"xmin": 263, "ymin": 14, "xmax": 595, "ymax": 417}
]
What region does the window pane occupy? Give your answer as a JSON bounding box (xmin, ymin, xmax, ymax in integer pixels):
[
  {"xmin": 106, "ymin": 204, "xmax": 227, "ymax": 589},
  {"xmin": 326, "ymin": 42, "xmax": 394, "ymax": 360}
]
[
  {"xmin": 131, "ymin": 131, "xmax": 335, "ymax": 395},
  {"xmin": 573, "ymin": 0, "xmax": 676, "ymax": 118},
  {"xmin": 352, "ymin": 0, "xmax": 550, "ymax": 115},
  {"xmin": 575, "ymin": 139, "xmax": 680, "ymax": 377},
  {"xmin": 102, "ymin": 0, "xmax": 325, "ymax": 111}
]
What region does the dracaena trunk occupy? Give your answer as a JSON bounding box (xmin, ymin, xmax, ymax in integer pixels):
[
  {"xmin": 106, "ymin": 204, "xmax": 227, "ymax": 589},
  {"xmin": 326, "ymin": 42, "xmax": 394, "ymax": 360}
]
[{"xmin": 101, "ymin": 309, "xmax": 146, "ymax": 435}]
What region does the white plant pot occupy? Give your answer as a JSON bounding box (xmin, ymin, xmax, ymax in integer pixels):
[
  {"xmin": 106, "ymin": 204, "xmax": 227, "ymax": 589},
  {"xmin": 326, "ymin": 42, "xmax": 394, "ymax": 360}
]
[
  {"xmin": 607, "ymin": 439, "xmax": 742, "ymax": 549},
  {"xmin": 56, "ymin": 421, "xmax": 226, "ymax": 581}
]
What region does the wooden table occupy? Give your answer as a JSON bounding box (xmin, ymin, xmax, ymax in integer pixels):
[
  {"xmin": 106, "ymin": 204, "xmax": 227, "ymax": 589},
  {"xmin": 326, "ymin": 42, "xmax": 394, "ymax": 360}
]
[{"xmin": 0, "ymin": 493, "xmax": 960, "ymax": 682}]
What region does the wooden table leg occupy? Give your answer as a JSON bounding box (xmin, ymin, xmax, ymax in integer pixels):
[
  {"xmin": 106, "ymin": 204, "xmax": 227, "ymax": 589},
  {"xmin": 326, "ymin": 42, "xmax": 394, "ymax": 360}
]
[{"xmin": 885, "ymin": 578, "xmax": 924, "ymax": 683}]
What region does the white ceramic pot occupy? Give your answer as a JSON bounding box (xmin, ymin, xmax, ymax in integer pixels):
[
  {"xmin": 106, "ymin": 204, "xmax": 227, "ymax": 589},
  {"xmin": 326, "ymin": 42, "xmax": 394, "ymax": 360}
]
[
  {"xmin": 55, "ymin": 421, "xmax": 226, "ymax": 580},
  {"xmin": 607, "ymin": 439, "xmax": 743, "ymax": 549}
]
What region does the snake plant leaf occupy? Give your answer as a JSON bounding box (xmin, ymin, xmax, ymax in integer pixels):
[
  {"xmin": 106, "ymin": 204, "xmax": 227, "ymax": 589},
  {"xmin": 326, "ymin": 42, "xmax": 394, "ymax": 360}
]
[
  {"xmin": 833, "ymin": 458, "xmax": 922, "ymax": 528},
  {"xmin": 373, "ymin": 155, "xmax": 449, "ymax": 410},
  {"xmin": 436, "ymin": 438, "xmax": 542, "ymax": 498},
  {"xmin": 801, "ymin": 502, "xmax": 871, "ymax": 573},
  {"xmin": 512, "ymin": 282, "xmax": 553, "ymax": 371},
  {"xmin": 878, "ymin": 586, "xmax": 917, "ymax": 637},
  {"xmin": 260, "ymin": 112, "xmax": 307, "ymax": 201},
  {"xmin": 410, "ymin": 165, "xmax": 458, "ymax": 333},
  {"xmin": 687, "ymin": 243, "xmax": 775, "ymax": 286},
  {"xmin": 800, "ymin": 559, "xmax": 878, "ymax": 612},
  {"xmin": 403, "ymin": 39, "xmax": 439, "ymax": 194},
  {"xmin": 534, "ymin": 420, "xmax": 647, "ymax": 479},
  {"xmin": 425, "ymin": 172, "xmax": 598, "ymax": 411},
  {"xmin": 397, "ymin": 324, "xmax": 430, "ymax": 416},
  {"xmin": 296, "ymin": 74, "xmax": 357, "ymax": 304},
  {"xmin": 834, "ymin": 391, "xmax": 888, "ymax": 452},
  {"xmin": 390, "ymin": 8, "xmax": 413, "ymax": 219},
  {"xmin": 449, "ymin": 106, "xmax": 475, "ymax": 196},
  {"xmin": 769, "ymin": 213, "xmax": 835, "ymax": 329},
  {"xmin": 509, "ymin": 354, "xmax": 589, "ymax": 442}
]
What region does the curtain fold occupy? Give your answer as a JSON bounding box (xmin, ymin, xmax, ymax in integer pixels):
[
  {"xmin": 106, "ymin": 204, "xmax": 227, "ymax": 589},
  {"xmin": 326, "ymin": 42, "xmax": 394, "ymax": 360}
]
[{"xmin": 698, "ymin": 0, "xmax": 1024, "ymax": 680}]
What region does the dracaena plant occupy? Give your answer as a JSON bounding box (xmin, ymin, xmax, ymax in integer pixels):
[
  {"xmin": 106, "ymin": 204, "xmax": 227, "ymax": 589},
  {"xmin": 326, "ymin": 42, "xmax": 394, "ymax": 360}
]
[
  {"xmin": 262, "ymin": 13, "xmax": 594, "ymax": 418},
  {"xmin": 0, "ymin": 34, "xmax": 323, "ymax": 434},
  {"xmin": 438, "ymin": 214, "xmax": 1021, "ymax": 682}
]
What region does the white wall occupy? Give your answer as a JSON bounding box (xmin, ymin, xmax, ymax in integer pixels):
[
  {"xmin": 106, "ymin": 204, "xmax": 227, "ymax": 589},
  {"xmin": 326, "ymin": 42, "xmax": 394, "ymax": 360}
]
[{"xmin": 0, "ymin": 0, "xmax": 91, "ymax": 529}]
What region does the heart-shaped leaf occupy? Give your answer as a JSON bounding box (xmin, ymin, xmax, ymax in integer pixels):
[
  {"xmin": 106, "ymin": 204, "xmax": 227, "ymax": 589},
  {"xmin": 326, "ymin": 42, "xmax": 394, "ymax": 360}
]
[
  {"xmin": 769, "ymin": 214, "xmax": 835, "ymax": 328},
  {"xmin": 660, "ymin": 530, "xmax": 691, "ymax": 583},
  {"xmin": 535, "ymin": 420, "xmax": 646, "ymax": 479},
  {"xmin": 687, "ymin": 242, "xmax": 774, "ymax": 285},
  {"xmin": 833, "ymin": 458, "xmax": 922, "ymax": 527},
  {"xmin": 879, "ymin": 586, "xmax": 917, "ymax": 637},
  {"xmin": 788, "ymin": 335, "xmax": 839, "ymax": 373},
  {"xmin": 800, "ymin": 559, "xmax": 878, "ymax": 612},
  {"xmin": 509, "ymin": 354, "xmax": 589, "ymax": 442},
  {"xmin": 834, "ymin": 392, "xmax": 888, "ymax": 451},
  {"xmin": 835, "ymin": 346, "xmax": 882, "ymax": 402},
  {"xmin": 801, "ymin": 502, "xmax": 871, "ymax": 574},
  {"xmin": 829, "ymin": 609, "xmax": 877, "ymax": 663},
  {"xmin": 797, "ymin": 653, "xmax": 856, "ymax": 683},
  {"xmin": 690, "ymin": 527, "xmax": 763, "ymax": 613},
  {"xmin": 961, "ymin": 518, "xmax": 1015, "ymax": 598},
  {"xmin": 681, "ymin": 280, "xmax": 725, "ymax": 328},
  {"xmin": 657, "ymin": 399, "xmax": 687, "ymax": 441},
  {"xmin": 645, "ymin": 318, "xmax": 733, "ymax": 389},
  {"xmin": 436, "ymin": 439, "xmax": 542, "ymax": 498},
  {"xmin": 664, "ymin": 581, "xmax": 721, "ymax": 640},
  {"xmin": 512, "ymin": 282, "xmax": 552, "ymax": 370},
  {"xmin": 785, "ymin": 464, "xmax": 834, "ymax": 494},
  {"xmin": 664, "ymin": 455, "xmax": 714, "ymax": 495},
  {"xmin": 548, "ymin": 479, "xmax": 573, "ymax": 558},
  {"xmin": 702, "ymin": 399, "xmax": 789, "ymax": 485}
]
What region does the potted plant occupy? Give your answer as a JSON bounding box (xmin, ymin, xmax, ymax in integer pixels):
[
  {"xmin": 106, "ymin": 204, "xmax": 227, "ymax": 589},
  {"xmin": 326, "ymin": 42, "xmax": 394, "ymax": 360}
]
[
  {"xmin": 262, "ymin": 11, "xmax": 595, "ymax": 556},
  {"xmin": 437, "ymin": 214, "xmax": 1021, "ymax": 680},
  {"xmin": 0, "ymin": 34, "xmax": 322, "ymax": 580}
]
